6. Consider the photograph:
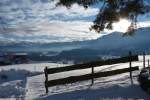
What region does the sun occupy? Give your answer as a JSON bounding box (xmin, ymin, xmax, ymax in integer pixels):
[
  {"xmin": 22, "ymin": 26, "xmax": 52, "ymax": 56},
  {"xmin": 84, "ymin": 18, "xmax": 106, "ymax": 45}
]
[
  {"xmin": 104, "ymin": 19, "xmax": 131, "ymax": 33},
  {"xmin": 113, "ymin": 19, "xmax": 131, "ymax": 33}
]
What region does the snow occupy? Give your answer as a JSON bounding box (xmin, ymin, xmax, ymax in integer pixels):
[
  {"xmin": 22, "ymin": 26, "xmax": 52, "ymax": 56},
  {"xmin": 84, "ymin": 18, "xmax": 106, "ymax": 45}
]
[
  {"xmin": 25, "ymin": 56, "xmax": 150, "ymax": 99},
  {"xmin": 0, "ymin": 68, "xmax": 42, "ymax": 98},
  {"xmin": 37, "ymin": 78, "xmax": 150, "ymax": 100},
  {"xmin": 0, "ymin": 80, "xmax": 25, "ymax": 98},
  {"xmin": 25, "ymin": 69, "xmax": 150, "ymax": 100},
  {"xmin": 86, "ymin": 27, "xmax": 150, "ymax": 52},
  {"xmin": 25, "ymin": 74, "xmax": 45, "ymax": 100},
  {"xmin": 0, "ymin": 62, "xmax": 68, "ymax": 72},
  {"xmin": 0, "ymin": 62, "xmax": 68, "ymax": 99},
  {"xmin": 1, "ymin": 56, "xmax": 150, "ymax": 99}
]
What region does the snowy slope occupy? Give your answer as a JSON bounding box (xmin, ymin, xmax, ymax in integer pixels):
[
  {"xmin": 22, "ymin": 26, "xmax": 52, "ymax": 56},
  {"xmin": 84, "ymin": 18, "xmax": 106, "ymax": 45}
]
[
  {"xmin": 0, "ymin": 62, "xmax": 68, "ymax": 99},
  {"xmin": 56, "ymin": 27, "xmax": 150, "ymax": 60},
  {"xmin": 1, "ymin": 56, "xmax": 150, "ymax": 99},
  {"xmin": 0, "ymin": 62, "xmax": 68, "ymax": 72},
  {"xmin": 87, "ymin": 27, "xmax": 150, "ymax": 52},
  {"xmin": 28, "ymin": 74, "xmax": 149, "ymax": 100},
  {"xmin": 25, "ymin": 56, "xmax": 150, "ymax": 100}
]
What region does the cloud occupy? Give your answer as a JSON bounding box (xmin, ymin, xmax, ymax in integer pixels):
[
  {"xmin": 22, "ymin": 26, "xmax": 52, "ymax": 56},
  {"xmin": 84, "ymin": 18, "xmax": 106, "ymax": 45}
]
[
  {"xmin": 0, "ymin": 0, "xmax": 150, "ymax": 44},
  {"xmin": 0, "ymin": 0, "xmax": 100, "ymax": 43},
  {"xmin": 0, "ymin": 20, "xmax": 102, "ymax": 43}
]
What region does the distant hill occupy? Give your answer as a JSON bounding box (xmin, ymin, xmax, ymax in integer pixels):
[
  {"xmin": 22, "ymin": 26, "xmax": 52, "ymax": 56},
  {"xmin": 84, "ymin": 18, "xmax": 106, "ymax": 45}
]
[
  {"xmin": 85, "ymin": 27, "xmax": 150, "ymax": 53},
  {"xmin": 52, "ymin": 27, "xmax": 150, "ymax": 63},
  {"xmin": 1, "ymin": 27, "xmax": 150, "ymax": 63}
]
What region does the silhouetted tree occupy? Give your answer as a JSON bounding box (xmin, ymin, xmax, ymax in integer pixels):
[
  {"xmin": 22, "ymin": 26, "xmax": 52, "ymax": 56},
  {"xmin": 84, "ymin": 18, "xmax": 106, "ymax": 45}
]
[{"xmin": 57, "ymin": 0, "xmax": 150, "ymax": 35}]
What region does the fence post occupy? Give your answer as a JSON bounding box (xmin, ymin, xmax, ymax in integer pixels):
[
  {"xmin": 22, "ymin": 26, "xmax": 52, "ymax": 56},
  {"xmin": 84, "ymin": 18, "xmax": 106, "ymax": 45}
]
[
  {"xmin": 143, "ymin": 52, "xmax": 145, "ymax": 68},
  {"xmin": 129, "ymin": 51, "xmax": 133, "ymax": 84},
  {"xmin": 44, "ymin": 67, "xmax": 48, "ymax": 93},
  {"xmin": 148, "ymin": 59, "xmax": 149, "ymax": 67},
  {"xmin": 91, "ymin": 66, "xmax": 94, "ymax": 85}
]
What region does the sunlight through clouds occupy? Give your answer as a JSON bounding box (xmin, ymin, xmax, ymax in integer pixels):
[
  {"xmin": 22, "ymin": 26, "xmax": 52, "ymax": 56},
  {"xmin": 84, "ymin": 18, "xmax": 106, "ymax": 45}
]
[
  {"xmin": 113, "ymin": 19, "xmax": 131, "ymax": 33},
  {"xmin": 0, "ymin": 0, "xmax": 150, "ymax": 44}
]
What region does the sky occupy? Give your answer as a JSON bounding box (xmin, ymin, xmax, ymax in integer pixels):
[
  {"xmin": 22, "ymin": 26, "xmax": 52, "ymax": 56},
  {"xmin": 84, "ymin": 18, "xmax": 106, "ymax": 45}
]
[{"xmin": 0, "ymin": 0, "xmax": 150, "ymax": 44}]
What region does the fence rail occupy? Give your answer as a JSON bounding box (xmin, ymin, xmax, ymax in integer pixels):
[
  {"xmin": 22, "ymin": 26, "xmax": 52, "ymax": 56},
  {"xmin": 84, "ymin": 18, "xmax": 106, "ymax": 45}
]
[
  {"xmin": 44, "ymin": 53, "xmax": 139, "ymax": 93},
  {"xmin": 46, "ymin": 55, "xmax": 138, "ymax": 74},
  {"xmin": 46, "ymin": 66, "xmax": 139, "ymax": 87}
]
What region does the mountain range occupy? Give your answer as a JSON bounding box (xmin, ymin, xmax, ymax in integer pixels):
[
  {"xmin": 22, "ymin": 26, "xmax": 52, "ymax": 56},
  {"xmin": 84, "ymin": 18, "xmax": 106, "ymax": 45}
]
[{"xmin": 50, "ymin": 27, "xmax": 150, "ymax": 63}]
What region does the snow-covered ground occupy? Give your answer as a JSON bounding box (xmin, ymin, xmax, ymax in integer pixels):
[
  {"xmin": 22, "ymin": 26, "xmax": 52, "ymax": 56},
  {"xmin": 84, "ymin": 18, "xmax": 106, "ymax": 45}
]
[
  {"xmin": 0, "ymin": 62, "xmax": 68, "ymax": 72},
  {"xmin": 0, "ymin": 63, "xmax": 68, "ymax": 99},
  {"xmin": 0, "ymin": 56, "xmax": 150, "ymax": 99}
]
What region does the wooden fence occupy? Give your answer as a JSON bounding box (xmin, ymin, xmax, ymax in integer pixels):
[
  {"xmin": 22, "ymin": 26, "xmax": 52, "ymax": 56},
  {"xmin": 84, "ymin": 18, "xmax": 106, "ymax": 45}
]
[{"xmin": 44, "ymin": 53, "xmax": 139, "ymax": 93}]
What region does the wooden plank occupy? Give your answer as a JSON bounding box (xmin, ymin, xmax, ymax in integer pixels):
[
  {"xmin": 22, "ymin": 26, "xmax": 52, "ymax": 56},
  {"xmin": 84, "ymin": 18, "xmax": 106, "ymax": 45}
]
[
  {"xmin": 46, "ymin": 66, "xmax": 139, "ymax": 87},
  {"xmin": 46, "ymin": 55, "xmax": 138, "ymax": 74}
]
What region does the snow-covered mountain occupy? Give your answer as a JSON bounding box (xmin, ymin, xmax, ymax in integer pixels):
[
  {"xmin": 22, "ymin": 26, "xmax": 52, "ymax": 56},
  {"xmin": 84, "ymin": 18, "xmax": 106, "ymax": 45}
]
[
  {"xmin": 53, "ymin": 27, "xmax": 150, "ymax": 62},
  {"xmin": 86, "ymin": 27, "xmax": 150, "ymax": 53},
  {"xmin": 1, "ymin": 27, "xmax": 150, "ymax": 63}
]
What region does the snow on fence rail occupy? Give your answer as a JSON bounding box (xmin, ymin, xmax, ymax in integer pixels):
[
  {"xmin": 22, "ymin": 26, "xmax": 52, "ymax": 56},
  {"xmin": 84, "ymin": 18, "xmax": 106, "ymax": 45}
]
[{"xmin": 44, "ymin": 52, "xmax": 139, "ymax": 93}]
